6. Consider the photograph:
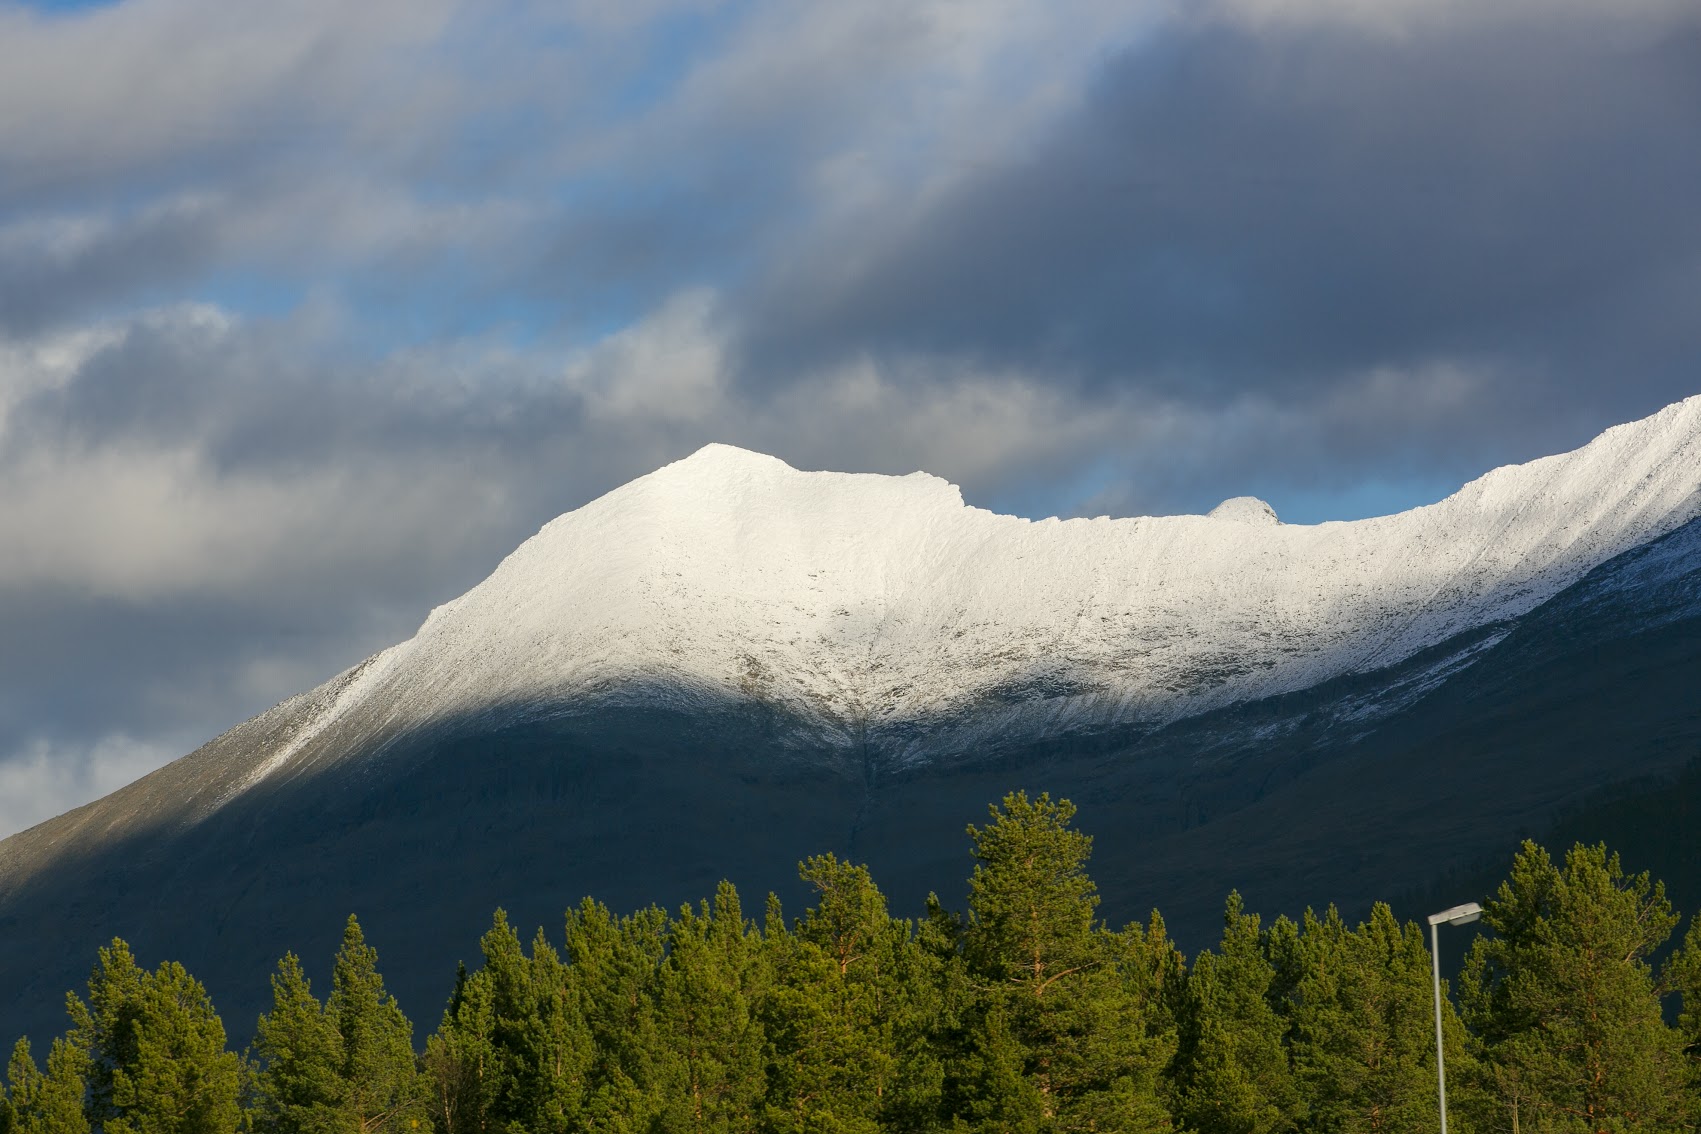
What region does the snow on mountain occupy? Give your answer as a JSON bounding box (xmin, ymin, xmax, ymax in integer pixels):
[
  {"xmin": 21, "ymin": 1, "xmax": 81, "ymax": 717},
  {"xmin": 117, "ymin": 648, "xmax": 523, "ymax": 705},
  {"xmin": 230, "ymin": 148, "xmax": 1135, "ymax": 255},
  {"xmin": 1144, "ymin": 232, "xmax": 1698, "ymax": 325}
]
[{"xmin": 238, "ymin": 395, "xmax": 1701, "ymax": 787}]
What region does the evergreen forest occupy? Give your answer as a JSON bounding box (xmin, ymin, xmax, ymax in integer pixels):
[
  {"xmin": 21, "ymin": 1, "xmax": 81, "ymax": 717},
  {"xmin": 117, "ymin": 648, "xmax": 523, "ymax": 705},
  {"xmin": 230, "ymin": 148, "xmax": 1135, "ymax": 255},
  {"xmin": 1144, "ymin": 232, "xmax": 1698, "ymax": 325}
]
[{"xmin": 4, "ymin": 792, "xmax": 1700, "ymax": 1134}]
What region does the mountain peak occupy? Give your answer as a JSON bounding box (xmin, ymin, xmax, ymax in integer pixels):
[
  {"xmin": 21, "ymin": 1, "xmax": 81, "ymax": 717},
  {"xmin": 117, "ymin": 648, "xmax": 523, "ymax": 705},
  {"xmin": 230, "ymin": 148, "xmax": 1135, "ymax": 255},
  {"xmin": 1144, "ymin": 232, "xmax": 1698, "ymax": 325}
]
[
  {"xmin": 673, "ymin": 442, "xmax": 793, "ymax": 471},
  {"xmin": 626, "ymin": 443, "xmax": 963, "ymax": 516},
  {"xmin": 1208, "ymin": 496, "xmax": 1280, "ymax": 525},
  {"xmin": 637, "ymin": 443, "xmax": 796, "ymax": 495}
]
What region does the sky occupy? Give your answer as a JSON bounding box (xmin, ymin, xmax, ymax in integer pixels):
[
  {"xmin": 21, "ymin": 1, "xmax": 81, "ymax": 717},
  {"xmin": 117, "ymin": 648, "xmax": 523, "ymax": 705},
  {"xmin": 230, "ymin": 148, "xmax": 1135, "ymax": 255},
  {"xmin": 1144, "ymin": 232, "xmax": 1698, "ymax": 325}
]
[{"xmin": 1, "ymin": 0, "xmax": 1698, "ymax": 837}]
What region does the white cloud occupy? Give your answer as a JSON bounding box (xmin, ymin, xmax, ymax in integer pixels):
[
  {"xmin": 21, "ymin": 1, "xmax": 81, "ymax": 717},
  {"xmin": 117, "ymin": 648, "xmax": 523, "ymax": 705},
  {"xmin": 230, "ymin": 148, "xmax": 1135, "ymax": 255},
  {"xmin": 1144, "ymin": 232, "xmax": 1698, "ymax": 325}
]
[
  {"xmin": 0, "ymin": 734, "xmax": 180, "ymax": 840},
  {"xmin": 0, "ymin": 306, "xmax": 532, "ymax": 600},
  {"xmin": 0, "ymin": 318, "xmax": 130, "ymax": 434},
  {"xmin": 1197, "ymin": 0, "xmax": 1694, "ymax": 36},
  {"xmin": 565, "ymin": 290, "xmax": 728, "ymax": 424},
  {"xmin": 0, "ymin": 0, "xmax": 460, "ymax": 192}
]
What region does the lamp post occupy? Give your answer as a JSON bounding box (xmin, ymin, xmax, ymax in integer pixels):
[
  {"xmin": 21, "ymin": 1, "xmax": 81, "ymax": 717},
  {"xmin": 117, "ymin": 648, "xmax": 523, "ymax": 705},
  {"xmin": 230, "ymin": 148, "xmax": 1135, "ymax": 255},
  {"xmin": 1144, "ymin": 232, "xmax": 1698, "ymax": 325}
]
[{"xmin": 1427, "ymin": 902, "xmax": 1482, "ymax": 1134}]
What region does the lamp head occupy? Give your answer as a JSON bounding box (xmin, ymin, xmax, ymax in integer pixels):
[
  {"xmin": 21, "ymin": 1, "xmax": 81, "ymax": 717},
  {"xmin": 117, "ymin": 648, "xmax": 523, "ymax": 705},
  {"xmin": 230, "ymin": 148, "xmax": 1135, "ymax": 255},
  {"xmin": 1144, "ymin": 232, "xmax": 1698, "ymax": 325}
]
[{"xmin": 1427, "ymin": 901, "xmax": 1483, "ymax": 927}]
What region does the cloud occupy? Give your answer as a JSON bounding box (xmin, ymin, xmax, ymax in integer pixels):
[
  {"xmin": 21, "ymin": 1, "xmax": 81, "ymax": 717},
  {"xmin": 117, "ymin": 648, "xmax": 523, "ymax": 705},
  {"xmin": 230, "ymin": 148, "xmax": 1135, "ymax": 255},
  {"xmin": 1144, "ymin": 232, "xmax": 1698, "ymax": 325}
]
[
  {"xmin": 727, "ymin": 3, "xmax": 1701, "ymax": 435},
  {"xmin": 1200, "ymin": 0, "xmax": 1696, "ymax": 37},
  {"xmin": 0, "ymin": 734, "xmax": 180, "ymax": 838},
  {"xmin": 0, "ymin": 307, "xmax": 557, "ymax": 600},
  {"xmin": 0, "ymin": 0, "xmax": 461, "ymax": 200},
  {"xmin": 0, "ymin": 0, "xmax": 1172, "ymax": 338}
]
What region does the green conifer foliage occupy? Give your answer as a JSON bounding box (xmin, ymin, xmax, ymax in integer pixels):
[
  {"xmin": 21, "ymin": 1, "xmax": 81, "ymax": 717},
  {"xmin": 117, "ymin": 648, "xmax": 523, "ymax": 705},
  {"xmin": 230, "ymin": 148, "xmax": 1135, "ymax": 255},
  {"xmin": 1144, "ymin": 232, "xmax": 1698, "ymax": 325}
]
[
  {"xmin": 113, "ymin": 963, "xmax": 244, "ymax": 1134},
  {"xmin": 422, "ymin": 964, "xmax": 496, "ymax": 1134},
  {"xmin": 1287, "ymin": 904, "xmax": 1464, "ymax": 1134},
  {"xmin": 1, "ymin": 1039, "xmax": 28, "ymax": 1134},
  {"xmin": 1461, "ymin": 841, "xmax": 1686, "ymax": 1133},
  {"xmin": 1, "ymin": 1045, "xmax": 14, "ymax": 1134},
  {"xmin": 964, "ymin": 793, "xmax": 1100, "ymax": 994},
  {"xmin": 480, "ymin": 919, "xmax": 591, "ymax": 1134},
  {"xmin": 476, "ymin": 911, "xmax": 602, "ymax": 1134},
  {"xmin": 795, "ymin": 855, "xmax": 889, "ymax": 979},
  {"xmin": 474, "ymin": 910, "xmax": 530, "ymax": 1132},
  {"xmin": 912, "ymin": 892, "xmax": 978, "ymax": 1130},
  {"xmin": 4, "ymin": 1040, "xmax": 43, "ymax": 1134},
  {"xmin": 252, "ymin": 953, "xmax": 346, "ymax": 1134},
  {"xmin": 4, "ymin": 1038, "xmax": 90, "ymax": 1134},
  {"xmin": 1665, "ymin": 915, "xmax": 1701, "ymax": 1130},
  {"xmin": 35, "ymin": 797, "xmax": 1701, "ymax": 1134},
  {"xmin": 327, "ymin": 916, "xmax": 426, "ymax": 1134},
  {"xmin": 66, "ymin": 938, "xmax": 145, "ymax": 1126},
  {"xmin": 648, "ymin": 882, "xmax": 768, "ymax": 1134},
  {"xmin": 959, "ymin": 791, "xmax": 1172, "ymax": 1132},
  {"xmin": 762, "ymin": 855, "xmax": 923, "ymax": 1134},
  {"xmin": 562, "ymin": 901, "xmax": 669, "ymax": 1130},
  {"xmin": 868, "ymin": 909, "xmax": 954, "ymax": 1131},
  {"xmin": 1170, "ymin": 893, "xmax": 1301, "ymax": 1134},
  {"xmin": 1114, "ymin": 910, "xmax": 1185, "ymax": 1071},
  {"xmin": 66, "ymin": 942, "xmax": 241, "ymax": 1134}
]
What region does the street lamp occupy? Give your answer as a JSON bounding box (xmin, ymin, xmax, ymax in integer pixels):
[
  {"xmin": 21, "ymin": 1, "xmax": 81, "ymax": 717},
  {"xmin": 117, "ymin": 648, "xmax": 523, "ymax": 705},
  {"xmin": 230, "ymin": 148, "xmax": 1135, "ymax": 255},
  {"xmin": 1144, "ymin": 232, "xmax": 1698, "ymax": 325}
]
[{"xmin": 1427, "ymin": 902, "xmax": 1482, "ymax": 1134}]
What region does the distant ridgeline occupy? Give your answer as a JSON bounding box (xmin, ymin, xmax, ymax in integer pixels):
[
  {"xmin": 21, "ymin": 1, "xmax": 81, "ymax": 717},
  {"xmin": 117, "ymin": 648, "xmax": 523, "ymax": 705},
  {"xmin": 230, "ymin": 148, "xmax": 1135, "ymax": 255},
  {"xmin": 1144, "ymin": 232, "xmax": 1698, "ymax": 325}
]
[{"xmin": 4, "ymin": 793, "xmax": 1699, "ymax": 1134}]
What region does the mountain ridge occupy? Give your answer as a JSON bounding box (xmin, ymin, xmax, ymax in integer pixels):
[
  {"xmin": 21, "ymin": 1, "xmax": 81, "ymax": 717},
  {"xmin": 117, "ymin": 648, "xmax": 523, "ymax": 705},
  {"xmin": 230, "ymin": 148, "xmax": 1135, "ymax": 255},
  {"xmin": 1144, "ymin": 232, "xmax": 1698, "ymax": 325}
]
[
  {"xmin": 150, "ymin": 393, "xmax": 1701, "ymax": 790},
  {"xmin": 3, "ymin": 396, "xmax": 1699, "ymax": 867}
]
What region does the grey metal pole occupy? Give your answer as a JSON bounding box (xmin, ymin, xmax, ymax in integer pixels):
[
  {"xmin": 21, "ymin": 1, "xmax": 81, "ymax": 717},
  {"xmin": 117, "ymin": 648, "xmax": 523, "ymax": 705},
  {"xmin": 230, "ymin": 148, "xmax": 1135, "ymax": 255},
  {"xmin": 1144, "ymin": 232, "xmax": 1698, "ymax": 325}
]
[
  {"xmin": 1432, "ymin": 919, "xmax": 1448, "ymax": 1134},
  {"xmin": 1427, "ymin": 902, "xmax": 1479, "ymax": 1134}
]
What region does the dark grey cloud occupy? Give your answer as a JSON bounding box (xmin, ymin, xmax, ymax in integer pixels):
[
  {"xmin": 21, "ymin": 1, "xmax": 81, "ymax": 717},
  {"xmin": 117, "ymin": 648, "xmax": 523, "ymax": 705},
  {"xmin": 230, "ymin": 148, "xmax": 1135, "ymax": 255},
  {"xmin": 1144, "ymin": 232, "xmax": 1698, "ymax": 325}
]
[
  {"xmin": 0, "ymin": 200, "xmax": 224, "ymax": 336},
  {"xmin": 730, "ymin": 6, "xmax": 1701, "ymax": 448},
  {"xmin": 10, "ymin": 310, "xmax": 571, "ymax": 472}
]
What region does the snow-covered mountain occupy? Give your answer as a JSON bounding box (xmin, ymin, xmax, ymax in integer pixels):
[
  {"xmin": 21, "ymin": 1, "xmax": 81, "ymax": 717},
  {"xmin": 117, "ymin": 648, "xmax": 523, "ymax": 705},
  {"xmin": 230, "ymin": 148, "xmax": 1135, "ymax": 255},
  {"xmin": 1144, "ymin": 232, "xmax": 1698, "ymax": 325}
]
[
  {"xmin": 2, "ymin": 396, "xmax": 1699, "ymax": 1049},
  {"xmin": 229, "ymin": 394, "xmax": 1701, "ymax": 790}
]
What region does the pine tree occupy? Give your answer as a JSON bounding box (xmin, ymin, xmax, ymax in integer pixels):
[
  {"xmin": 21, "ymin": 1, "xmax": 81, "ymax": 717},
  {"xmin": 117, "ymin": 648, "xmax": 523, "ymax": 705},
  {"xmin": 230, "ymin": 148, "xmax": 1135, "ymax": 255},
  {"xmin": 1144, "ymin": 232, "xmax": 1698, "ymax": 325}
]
[
  {"xmin": 1461, "ymin": 840, "xmax": 1686, "ymax": 1132},
  {"xmin": 326, "ymin": 916, "xmax": 425, "ymax": 1134},
  {"xmin": 959, "ymin": 791, "xmax": 1172, "ymax": 1132},
  {"xmin": 66, "ymin": 938, "xmax": 144, "ymax": 1126},
  {"xmin": 867, "ymin": 904, "xmax": 953, "ymax": 1132},
  {"xmin": 4, "ymin": 1038, "xmax": 90, "ymax": 1134},
  {"xmin": 648, "ymin": 882, "xmax": 768, "ymax": 1134},
  {"xmin": 915, "ymin": 892, "xmax": 980, "ymax": 1131},
  {"xmin": 1, "ymin": 1040, "xmax": 25, "ymax": 1134},
  {"xmin": 251, "ymin": 953, "xmax": 346, "ymax": 1134},
  {"xmin": 470, "ymin": 912, "xmax": 596, "ymax": 1131},
  {"xmin": 488, "ymin": 924, "xmax": 592, "ymax": 1134},
  {"xmin": 1288, "ymin": 903, "xmax": 1465, "ymax": 1134},
  {"xmin": 561, "ymin": 900, "xmax": 669, "ymax": 1132},
  {"xmin": 795, "ymin": 855, "xmax": 890, "ymax": 979},
  {"xmin": 472, "ymin": 910, "xmax": 530, "ymax": 1132},
  {"xmin": 963, "ymin": 793, "xmax": 1100, "ymax": 997},
  {"xmin": 1668, "ymin": 914, "xmax": 1701, "ymax": 1131},
  {"xmin": 114, "ymin": 962, "xmax": 244, "ymax": 1134},
  {"xmin": 67, "ymin": 941, "xmax": 241, "ymax": 1134},
  {"xmin": 1170, "ymin": 893, "xmax": 1301, "ymax": 1134},
  {"xmin": 1113, "ymin": 909, "xmax": 1185, "ymax": 1087},
  {"xmin": 1, "ymin": 1044, "xmax": 14, "ymax": 1134},
  {"xmin": 1264, "ymin": 914, "xmax": 1305, "ymax": 1018},
  {"xmin": 421, "ymin": 964, "xmax": 496, "ymax": 1134},
  {"xmin": 761, "ymin": 856, "xmax": 911, "ymax": 1134}
]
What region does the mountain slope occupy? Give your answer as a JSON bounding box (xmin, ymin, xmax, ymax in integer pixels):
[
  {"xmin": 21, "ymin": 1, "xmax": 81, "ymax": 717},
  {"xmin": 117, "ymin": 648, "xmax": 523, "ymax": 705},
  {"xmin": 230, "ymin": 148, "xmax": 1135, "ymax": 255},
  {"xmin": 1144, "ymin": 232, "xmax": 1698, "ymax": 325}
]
[
  {"xmin": 1, "ymin": 396, "xmax": 1698, "ymax": 1048},
  {"xmin": 255, "ymin": 394, "xmax": 1700, "ymax": 764}
]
